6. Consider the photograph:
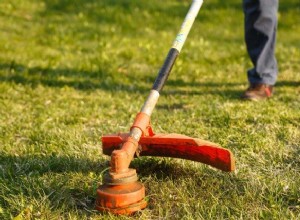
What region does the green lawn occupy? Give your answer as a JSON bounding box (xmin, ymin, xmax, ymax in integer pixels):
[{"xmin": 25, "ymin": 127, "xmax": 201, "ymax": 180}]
[{"xmin": 0, "ymin": 0, "xmax": 299, "ymax": 219}]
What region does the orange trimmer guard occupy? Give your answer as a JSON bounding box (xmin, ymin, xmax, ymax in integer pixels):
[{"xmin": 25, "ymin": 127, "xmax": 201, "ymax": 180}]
[{"xmin": 102, "ymin": 132, "xmax": 235, "ymax": 172}]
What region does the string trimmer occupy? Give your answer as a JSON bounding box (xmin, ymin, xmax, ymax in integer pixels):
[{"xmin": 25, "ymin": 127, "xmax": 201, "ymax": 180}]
[{"xmin": 95, "ymin": 0, "xmax": 235, "ymax": 215}]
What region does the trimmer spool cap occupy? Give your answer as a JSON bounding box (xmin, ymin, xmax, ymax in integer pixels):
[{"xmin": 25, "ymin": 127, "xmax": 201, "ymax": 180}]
[{"xmin": 95, "ymin": 181, "xmax": 147, "ymax": 215}]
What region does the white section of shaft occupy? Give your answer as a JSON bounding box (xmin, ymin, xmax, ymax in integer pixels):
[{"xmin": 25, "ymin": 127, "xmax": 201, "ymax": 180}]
[
  {"xmin": 140, "ymin": 90, "xmax": 160, "ymax": 116},
  {"xmin": 130, "ymin": 1, "xmax": 203, "ymax": 141},
  {"xmin": 130, "ymin": 90, "xmax": 159, "ymax": 141},
  {"xmin": 172, "ymin": 0, "xmax": 203, "ymax": 52}
]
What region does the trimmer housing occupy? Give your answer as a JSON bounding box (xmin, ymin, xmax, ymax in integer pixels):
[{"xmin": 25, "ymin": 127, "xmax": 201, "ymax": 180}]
[{"xmin": 95, "ymin": 0, "xmax": 235, "ymax": 215}]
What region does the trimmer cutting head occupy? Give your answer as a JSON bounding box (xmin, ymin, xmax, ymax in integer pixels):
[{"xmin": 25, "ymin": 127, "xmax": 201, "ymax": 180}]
[
  {"xmin": 95, "ymin": 181, "xmax": 147, "ymax": 215},
  {"xmin": 96, "ymin": 129, "xmax": 235, "ymax": 214}
]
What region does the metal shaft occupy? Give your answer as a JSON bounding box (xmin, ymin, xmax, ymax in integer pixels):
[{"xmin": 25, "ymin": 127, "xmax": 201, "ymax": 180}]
[
  {"xmin": 108, "ymin": 0, "xmax": 204, "ymax": 174},
  {"xmin": 132, "ymin": 0, "xmax": 204, "ymax": 141}
]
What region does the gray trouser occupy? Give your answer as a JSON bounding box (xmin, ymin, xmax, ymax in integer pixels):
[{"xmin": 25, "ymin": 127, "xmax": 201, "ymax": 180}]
[{"xmin": 243, "ymin": 0, "xmax": 279, "ymax": 85}]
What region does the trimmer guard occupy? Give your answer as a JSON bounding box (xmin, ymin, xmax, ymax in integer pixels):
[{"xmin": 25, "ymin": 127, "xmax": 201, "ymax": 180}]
[{"xmin": 102, "ymin": 133, "xmax": 235, "ymax": 172}]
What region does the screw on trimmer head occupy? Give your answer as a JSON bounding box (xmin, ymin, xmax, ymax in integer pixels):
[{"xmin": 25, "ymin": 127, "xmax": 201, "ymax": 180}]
[{"xmin": 95, "ymin": 0, "xmax": 235, "ymax": 215}]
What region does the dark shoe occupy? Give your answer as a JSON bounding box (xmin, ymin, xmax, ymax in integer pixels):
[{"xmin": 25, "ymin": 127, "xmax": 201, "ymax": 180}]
[{"xmin": 241, "ymin": 83, "xmax": 273, "ymax": 101}]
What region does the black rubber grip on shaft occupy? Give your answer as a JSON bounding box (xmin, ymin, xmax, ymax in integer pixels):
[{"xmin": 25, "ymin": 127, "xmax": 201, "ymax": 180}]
[{"xmin": 152, "ymin": 48, "xmax": 179, "ymax": 92}]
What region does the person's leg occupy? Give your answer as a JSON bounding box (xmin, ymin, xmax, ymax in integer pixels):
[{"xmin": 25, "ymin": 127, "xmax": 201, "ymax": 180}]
[{"xmin": 243, "ymin": 0, "xmax": 279, "ymax": 86}]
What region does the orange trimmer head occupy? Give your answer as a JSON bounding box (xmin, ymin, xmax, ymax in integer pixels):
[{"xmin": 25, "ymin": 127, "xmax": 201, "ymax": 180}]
[
  {"xmin": 95, "ymin": 0, "xmax": 235, "ymax": 215},
  {"xmin": 96, "ymin": 121, "xmax": 235, "ymax": 215}
]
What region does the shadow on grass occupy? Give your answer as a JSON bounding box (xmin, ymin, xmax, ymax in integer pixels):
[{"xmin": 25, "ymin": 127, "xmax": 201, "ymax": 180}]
[
  {"xmin": 276, "ymin": 80, "xmax": 300, "ymax": 87},
  {"xmin": 133, "ymin": 156, "xmax": 300, "ymax": 213},
  {"xmin": 2, "ymin": 61, "xmax": 299, "ymax": 101},
  {"xmin": 0, "ymin": 62, "xmax": 149, "ymax": 93},
  {"xmin": 0, "ymin": 154, "xmax": 107, "ymax": 177},
  {"xmin": 0, "ymin": 61, "xmax": 245, "ymax": 99},
  {"xmin": 0, "ymin": 153, "xmax": 109, "ymax": 216},
  {"xmin": 131, "ymin": 157, "xmax": 247, "ymax": 208},
  {"xmin": 132, "ymin": 157, "xmax": 238, "ymax": 185},
  {"xmin": 165, "ymin": 79, "xmax": 243, "ymax": 98}
]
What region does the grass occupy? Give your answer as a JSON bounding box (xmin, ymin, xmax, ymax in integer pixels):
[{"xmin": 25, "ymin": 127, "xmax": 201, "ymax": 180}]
[{"xmin": 0, "ymin": 0, "xmax": 299, "ymax": 219}]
